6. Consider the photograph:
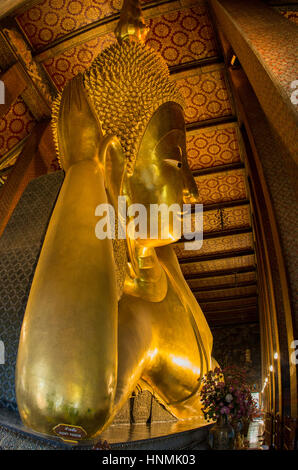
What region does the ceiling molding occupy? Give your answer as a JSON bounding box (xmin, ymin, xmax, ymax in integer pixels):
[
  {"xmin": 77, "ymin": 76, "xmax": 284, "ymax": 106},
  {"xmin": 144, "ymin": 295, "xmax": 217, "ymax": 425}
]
[
  {"xmin": 169, "ymin": 56, "xmax": 222, "ymax": 75},
  {"xmin": 192, "ymin": 161, "xmax": 244, "ymax": 177},
  {"xmin": 186, "ymin": 115, "xmax": 237, "ymax": 132},
  {"xmin": 0, "ymin": 135, "xmax": 28, "ymax": 171}
]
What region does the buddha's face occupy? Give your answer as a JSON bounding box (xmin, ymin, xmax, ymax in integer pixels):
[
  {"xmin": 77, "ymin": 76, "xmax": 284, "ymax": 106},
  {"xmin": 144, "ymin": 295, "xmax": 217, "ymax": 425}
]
[{"xmin": 127, "ymin": 102, "xmax": 198, "ymax": 246}]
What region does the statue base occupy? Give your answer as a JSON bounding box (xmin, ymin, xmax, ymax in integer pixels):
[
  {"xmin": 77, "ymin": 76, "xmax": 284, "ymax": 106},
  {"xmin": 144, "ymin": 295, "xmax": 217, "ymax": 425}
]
[
  {"xmin": 0, "ymin": 406, "xmax": 210, "ymax": 450},
  {"xmin": 0, "ymin": 173, "xmax": 211, "ymax": 450}
]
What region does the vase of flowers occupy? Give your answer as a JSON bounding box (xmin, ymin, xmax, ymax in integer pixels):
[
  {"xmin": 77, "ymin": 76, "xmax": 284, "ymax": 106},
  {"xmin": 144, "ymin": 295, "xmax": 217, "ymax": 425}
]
[
  {"xmin": 209, "ymin": 413, "xmax": 235, "ymax": 450},
  {"xmin": 223, "ymin": 366, "xmax": 258, "ymax": 438},
  {"xmin": 200, "ymin": 366, "xmax": 257, "ymax": 450}
]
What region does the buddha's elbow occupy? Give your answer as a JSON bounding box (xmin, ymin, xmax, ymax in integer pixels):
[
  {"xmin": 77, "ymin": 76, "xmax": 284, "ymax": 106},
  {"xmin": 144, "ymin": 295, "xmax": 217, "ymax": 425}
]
[{"xmin": 16, "ymin": 369, "xmax": 117, "ymax": 440}]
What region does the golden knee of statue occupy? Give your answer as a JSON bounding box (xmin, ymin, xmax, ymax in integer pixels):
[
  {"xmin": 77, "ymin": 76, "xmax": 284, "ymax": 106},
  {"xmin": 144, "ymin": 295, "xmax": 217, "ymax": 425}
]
[{"xmin": 15, "ymin": 0, "xmax": 217, "ymax": 440}]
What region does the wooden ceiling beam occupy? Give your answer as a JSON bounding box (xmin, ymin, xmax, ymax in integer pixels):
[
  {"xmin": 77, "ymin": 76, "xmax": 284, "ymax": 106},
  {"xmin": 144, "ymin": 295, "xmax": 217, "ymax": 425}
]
[
  {"xmin": 0, "ymin": 63, "xmax": 27, "ymax": 119},
  {"xmin": 197, "ymin": 294, "xmax": 257, "ymax": 303},
  {"xmin": 169, "ymin": 56, "xmax": 222, "ymax": 75},
  {"xmin": 206, "ymin": 311, "xmax": 258, "ymax": 326},
  {"xmin": 190, "ymin": 280, "xmax": 257, "ymax": 293},
  {"xmin": 0, "ymin": 0, "xmax": 40, "ymax": 19},
  {"xmin": 192, "ymin": 161, "xmax": 244, "ymax": 177},
  {"xmin": 203, "ymin": 304, "xmax": 258, "ymax": 314},
  {"xmin": 186, "ymin": 115, "xmax": 237, "ymax": 132},
  {"xmin": 184, "ymin": 266, "xmax": 256, "ymax": 280},
  {"xmin": 208, "ymin": 318, "xmax": 259, "ymax": 328},
  {"xmin": 0, "ymin": 26, "xmax": 54, "ymax": 119},
  {"xmin": 192, "ymin": 198, "xmax": 250, "ymax": 213},
  {"xmin": 176, "ymin": 227, "xmax": 252, "ymax": 245},
  {"xmin": 179, "ymin": 248, "xmax": 254, "ymax": 264}
]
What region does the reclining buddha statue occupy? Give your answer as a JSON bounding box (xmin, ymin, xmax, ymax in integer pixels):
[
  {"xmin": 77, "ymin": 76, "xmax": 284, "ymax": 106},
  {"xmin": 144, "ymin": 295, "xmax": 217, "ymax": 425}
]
[{"xmin": 15, "ymin": 0, "xmax": 217, "ymax": 440}]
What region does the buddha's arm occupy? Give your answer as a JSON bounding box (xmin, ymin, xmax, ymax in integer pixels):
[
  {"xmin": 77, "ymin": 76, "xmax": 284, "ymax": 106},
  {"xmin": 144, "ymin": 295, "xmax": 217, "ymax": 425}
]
[
  {"xmin": 16, "ymin": 78, "xmax": 119, "ymax": 438},
  {"xmin": 156, "ymin": 245, "xmax": 213, "ymax": 372}
]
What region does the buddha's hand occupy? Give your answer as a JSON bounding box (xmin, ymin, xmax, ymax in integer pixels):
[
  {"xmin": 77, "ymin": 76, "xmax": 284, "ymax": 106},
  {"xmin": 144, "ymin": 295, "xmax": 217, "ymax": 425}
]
[{"xmin": 53, "ymin": 74, "xmax": 103, "ymax": 172}]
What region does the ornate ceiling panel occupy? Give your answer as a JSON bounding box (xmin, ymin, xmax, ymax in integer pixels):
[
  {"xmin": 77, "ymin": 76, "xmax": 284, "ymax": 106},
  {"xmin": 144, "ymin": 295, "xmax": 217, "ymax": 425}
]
[
  {"xmin": 174, "ymin": 232, "xmax": 253, "ymax": 258},
  {"xmin": 185, "ymin": 204, "xmax": 251, "ymax": 236},
  {"xmin": 17, "ymin": 1, "xmax": 215, "ymax": 60},
  {"xmin": 16, "ymin": 0, "xmax": 122, "ymax": 50},
  {"xmin": 186, "ymin": 125, "xmax": 241, "ymax": 170},
  {"xmin": 175, "ymin": 69, "xmax": 232, "ymax": 123},
  {"xmin": 41, "ymin": 7, "xmax": 221, "ymax": 92},
  {"xmin": 187, "ymin": 271, "xmax": 257, "ymax": 289},
  {"xmin": 181, "ymin": 254, "xmax": 255, "ymax": 276},
  {"xmin": 195, "ymin": 169, "xmax": 247, "ymax": 205},
  {"xmin": 43, "ymin": 33, "xmax": 115, "ymax": 90},
  {"xmin": 221, "ymin": 205, "xmax": 251, "ymax": 229},
  {"xmin": 0, "ymin": 97, "xmax": 35, "ymax": 158},
  {"xmin": 146, "ymin": 5, "xmax": 217, "ymax": 66},
  {"xmin": 196, "ymin": 285, "xmax": 257, "ymax": 300},
  {"xmin": 201, "ymin": 209, "xmax": 222, "ymax": 233}
]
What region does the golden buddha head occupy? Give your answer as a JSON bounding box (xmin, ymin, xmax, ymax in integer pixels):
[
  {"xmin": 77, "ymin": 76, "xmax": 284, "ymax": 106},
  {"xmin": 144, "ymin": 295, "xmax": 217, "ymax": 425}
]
[{"xmin": 81, "ymin": 38, "xmax": 198, "ymax": 246}]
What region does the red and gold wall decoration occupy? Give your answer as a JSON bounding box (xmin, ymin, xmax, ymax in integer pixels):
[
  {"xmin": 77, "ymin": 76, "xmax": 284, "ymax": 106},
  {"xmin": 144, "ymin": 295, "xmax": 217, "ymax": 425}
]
[{"xmin": 0, "ymin": 98, "xmax": 35, "ymax": 158}]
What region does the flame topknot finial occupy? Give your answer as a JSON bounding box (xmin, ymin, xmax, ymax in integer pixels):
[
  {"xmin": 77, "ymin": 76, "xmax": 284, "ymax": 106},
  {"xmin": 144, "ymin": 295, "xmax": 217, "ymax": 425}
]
[{"xmin": 114, "ymin": 0, "xmax": 149, "ymax": 43}]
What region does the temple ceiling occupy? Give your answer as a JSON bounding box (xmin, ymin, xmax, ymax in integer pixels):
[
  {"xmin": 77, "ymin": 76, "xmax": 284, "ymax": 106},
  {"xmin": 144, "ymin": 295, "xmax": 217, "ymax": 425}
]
[{"xmin": 0, "ymin": 0, "xmax": 268, "ymax": 327}]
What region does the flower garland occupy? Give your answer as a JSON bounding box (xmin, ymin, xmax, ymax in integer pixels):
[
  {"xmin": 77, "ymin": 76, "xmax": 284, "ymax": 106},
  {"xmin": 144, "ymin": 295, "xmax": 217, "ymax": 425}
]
[{"xmin": 200, "ymin": 366, "xmax": 258, "ymax": 422}]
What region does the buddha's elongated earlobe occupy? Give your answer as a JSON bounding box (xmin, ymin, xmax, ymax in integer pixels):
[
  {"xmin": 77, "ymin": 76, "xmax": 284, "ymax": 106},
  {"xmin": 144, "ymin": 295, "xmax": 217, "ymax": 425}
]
[{"xmin": 97, "ymin": 134, "xmax": 128, "ymax": 210}]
